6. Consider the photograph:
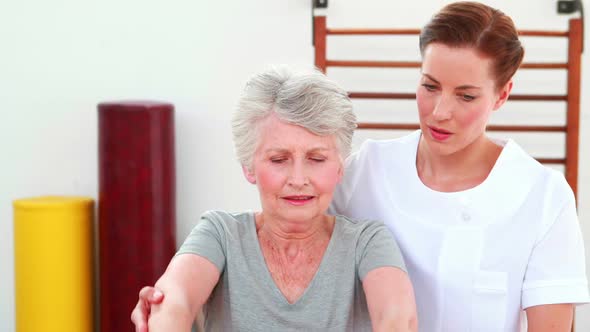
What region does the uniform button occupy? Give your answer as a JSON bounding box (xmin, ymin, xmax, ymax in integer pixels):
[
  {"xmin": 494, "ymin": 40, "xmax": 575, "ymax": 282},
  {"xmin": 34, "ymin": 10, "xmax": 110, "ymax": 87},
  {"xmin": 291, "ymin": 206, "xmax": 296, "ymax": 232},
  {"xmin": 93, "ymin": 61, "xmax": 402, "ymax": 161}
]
[{"xmin": 461, "ymin": 212, "xmax": 471, "ymax": 222}]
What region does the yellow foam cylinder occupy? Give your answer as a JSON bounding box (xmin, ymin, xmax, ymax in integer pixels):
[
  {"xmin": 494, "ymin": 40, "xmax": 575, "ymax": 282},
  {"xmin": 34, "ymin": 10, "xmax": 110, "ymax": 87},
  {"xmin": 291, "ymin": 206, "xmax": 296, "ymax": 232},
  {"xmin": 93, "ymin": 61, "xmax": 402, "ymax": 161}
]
[{"xmin": 13, "ymin": 196, "xmax": 94, "ymax": 332}]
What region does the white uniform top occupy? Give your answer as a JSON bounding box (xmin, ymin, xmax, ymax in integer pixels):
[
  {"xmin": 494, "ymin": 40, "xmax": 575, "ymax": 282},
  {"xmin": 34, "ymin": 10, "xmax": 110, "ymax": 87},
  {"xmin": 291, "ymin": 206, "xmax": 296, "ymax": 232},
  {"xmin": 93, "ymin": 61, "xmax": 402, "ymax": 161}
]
[{"xmin": 329, "ymin": 131, "xmax": 589, "ymax": 331}]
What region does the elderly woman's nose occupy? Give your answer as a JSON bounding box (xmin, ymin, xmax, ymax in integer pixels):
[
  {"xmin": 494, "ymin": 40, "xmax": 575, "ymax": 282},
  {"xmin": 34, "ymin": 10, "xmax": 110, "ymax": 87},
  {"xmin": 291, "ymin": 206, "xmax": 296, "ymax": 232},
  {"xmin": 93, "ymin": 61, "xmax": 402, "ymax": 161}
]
[{"xmin": 287, "ymin": 162, "xmax": 310, "ymax": 186}]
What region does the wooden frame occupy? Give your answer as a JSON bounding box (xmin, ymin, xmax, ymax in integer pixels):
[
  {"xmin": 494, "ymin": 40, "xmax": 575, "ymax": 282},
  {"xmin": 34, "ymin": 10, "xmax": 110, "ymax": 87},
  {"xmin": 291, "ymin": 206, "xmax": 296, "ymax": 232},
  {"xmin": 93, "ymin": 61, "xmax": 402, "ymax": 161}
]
[{"xmin": 313, "ymin": 15, "xmax": 583, "ymax": 199}]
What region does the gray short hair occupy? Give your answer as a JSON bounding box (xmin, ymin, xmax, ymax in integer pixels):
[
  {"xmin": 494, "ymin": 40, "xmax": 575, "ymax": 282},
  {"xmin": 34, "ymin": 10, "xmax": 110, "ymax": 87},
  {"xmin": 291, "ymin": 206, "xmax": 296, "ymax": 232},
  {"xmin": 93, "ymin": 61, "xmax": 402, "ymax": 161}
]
[{"xmin": 232, "ymin": 66, "xmax": 357, "ymax": 169}]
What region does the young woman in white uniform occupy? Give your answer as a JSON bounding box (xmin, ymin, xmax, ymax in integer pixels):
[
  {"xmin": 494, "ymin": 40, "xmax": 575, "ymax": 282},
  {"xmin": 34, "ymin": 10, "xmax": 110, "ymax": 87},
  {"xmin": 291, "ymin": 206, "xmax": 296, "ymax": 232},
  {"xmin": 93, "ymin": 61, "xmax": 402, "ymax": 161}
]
[{"xmin": 330, "ymin": 2, "xmax": 588, "ymax": 331}]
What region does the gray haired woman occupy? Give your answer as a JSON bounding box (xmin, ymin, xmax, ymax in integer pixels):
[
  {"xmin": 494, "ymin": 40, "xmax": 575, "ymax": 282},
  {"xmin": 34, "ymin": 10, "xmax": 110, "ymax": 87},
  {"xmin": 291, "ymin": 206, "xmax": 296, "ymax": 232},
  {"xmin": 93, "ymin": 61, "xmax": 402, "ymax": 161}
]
[{"xmin": 131, "ymin": 66, "xmax": 417, "ymax": 332}]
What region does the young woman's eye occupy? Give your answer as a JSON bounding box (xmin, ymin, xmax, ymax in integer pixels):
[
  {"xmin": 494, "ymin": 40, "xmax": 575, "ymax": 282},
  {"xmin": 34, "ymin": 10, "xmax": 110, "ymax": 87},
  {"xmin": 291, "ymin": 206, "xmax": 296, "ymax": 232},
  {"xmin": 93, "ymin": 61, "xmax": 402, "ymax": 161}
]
[
  {"xmin": 421, "ymin": 83, "xmax": 437, "ymax": 92},
  {"xmin": 460, "ymin": 94, "xmax": 476, "ymax": 101}
]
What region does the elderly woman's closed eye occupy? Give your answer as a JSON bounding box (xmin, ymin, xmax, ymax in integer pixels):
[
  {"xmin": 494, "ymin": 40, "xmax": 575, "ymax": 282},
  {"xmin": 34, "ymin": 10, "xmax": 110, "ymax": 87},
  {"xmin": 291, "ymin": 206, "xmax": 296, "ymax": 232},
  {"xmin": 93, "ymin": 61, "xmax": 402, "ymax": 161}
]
[{"xmin": 131, "ymin": 66, "xmax": 417, "ymax": 332}]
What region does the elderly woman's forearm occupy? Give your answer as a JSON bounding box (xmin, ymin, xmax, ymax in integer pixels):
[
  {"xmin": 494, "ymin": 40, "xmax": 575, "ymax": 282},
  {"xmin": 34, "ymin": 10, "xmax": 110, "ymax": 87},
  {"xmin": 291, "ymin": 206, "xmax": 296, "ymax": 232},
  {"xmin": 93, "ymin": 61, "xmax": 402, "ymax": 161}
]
[
  {"xmin": 148, "ymin": 298, "xmax": 195, "ymax": 332},
  {"xmin": 146, "ymin": 255, "xmax": 219, "ymax": 331}
]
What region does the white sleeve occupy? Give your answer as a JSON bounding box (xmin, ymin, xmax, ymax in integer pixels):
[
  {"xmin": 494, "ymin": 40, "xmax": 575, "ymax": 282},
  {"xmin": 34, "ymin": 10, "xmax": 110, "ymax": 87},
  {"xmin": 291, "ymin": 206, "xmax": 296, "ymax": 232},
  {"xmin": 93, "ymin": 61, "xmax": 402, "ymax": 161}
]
[
  {"xmin": 328, "ymin": 142, "xmax": 367, "ymax": 216},
  {"xmin": 521, "ymin": 195, "xmax": 590, "ymax": 308}
]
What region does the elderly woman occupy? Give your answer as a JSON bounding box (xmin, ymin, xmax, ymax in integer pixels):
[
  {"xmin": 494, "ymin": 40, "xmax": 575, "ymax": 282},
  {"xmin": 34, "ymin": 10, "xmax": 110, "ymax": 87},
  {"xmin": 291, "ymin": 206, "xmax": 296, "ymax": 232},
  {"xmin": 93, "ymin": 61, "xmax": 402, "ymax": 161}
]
[{"xmin": 133, "ymin": 66, "xmax": 417, "ymax": 331}]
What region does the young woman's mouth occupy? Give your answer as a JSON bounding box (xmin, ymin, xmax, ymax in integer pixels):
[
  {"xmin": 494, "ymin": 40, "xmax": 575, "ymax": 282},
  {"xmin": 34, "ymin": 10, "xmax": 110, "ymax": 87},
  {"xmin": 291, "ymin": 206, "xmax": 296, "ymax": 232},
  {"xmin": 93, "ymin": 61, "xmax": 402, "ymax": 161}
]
[{"xmin": 428, "ymin": 126, "xmax": 453, "ymax": 141}]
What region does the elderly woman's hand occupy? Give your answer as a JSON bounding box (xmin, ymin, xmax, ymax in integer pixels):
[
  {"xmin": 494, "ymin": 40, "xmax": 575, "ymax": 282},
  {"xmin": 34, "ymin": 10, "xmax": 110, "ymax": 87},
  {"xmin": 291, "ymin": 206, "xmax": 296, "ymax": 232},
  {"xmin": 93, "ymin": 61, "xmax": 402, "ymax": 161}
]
[{"xmin": 130, "ymin": 286, "xmax": 164, "ymax": 332}]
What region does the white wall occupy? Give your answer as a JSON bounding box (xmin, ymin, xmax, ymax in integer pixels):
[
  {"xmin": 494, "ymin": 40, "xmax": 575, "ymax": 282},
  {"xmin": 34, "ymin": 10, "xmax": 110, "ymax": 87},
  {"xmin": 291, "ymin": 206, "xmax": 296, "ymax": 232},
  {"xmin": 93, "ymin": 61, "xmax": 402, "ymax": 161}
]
[{"xmin": 1, "ymin": 1, "xmax": 588, "ymax": 331}]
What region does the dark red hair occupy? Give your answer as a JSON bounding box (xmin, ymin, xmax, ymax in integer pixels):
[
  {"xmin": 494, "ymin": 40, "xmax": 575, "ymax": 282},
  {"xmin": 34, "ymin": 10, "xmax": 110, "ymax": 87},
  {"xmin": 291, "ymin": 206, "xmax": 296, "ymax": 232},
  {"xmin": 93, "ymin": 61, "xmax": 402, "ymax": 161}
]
[{"xmin": 419, "ymin": 1, "xmax": 525, "ymax": 90}]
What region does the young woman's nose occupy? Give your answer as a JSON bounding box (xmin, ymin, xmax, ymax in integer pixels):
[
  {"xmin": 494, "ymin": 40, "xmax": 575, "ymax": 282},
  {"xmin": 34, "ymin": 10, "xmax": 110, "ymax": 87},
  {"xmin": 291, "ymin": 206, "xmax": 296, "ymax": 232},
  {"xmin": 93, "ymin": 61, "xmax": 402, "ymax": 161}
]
[{"xmin": 432, "ymin": 93, "xmax": 454, "ymax": 121}]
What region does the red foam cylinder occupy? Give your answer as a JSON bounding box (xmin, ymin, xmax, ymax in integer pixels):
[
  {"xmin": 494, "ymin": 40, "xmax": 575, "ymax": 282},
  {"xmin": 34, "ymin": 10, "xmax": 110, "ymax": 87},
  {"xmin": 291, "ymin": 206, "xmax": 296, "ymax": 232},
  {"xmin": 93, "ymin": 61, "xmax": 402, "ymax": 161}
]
[{"xmin": 98, "ymin": 101, "xmax": 176, "ymax": 332}]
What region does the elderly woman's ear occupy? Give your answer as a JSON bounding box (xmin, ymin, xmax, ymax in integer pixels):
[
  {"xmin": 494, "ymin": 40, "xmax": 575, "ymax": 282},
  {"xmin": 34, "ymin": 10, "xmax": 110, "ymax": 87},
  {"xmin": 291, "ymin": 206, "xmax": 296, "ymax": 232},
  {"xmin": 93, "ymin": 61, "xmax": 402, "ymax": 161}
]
[{"xmin": 242, "ymin": 165, "xmax": 256, "ymax": 184}]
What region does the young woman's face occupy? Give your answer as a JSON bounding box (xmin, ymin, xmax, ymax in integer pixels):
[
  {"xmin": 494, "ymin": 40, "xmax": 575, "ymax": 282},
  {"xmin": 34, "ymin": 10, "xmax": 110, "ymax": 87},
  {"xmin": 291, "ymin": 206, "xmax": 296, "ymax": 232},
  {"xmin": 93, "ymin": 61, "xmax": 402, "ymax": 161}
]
[
  {"xmin": 243, "ymin": 115, "xmax": 343, "ymax": 227},
  {"xmin": 416, "ymin": 43, "xmax": 511, "ymax": 156}
]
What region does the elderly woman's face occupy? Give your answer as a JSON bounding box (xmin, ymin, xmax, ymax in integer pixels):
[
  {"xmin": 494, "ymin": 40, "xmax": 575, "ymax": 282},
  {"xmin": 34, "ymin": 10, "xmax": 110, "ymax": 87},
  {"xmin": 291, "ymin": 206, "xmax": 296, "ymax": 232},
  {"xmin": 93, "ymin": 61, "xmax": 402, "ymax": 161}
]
[{"xmin": 243, "ymin": 114, "xmax": 343, "ymax": 226}]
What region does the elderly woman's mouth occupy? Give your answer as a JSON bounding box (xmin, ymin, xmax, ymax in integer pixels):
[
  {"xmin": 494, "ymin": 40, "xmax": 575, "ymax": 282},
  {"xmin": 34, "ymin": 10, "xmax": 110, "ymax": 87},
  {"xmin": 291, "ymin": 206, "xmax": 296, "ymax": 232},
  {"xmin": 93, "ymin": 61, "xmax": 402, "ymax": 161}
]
[{"xmin": 282, "ymin": 195, "xmax": 315, "ymax": 204}]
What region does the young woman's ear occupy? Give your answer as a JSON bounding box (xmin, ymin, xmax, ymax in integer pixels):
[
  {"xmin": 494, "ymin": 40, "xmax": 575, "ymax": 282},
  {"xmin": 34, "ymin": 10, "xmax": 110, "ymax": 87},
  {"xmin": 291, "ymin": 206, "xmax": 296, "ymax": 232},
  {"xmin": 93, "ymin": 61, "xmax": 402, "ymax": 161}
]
[
  {"xmin": 493, "ymin": 80, "xmax": 513, "ymax": 110},
  {"xmin": 242, "ymin": 165, "xmax": 256, "ymax": 184}
]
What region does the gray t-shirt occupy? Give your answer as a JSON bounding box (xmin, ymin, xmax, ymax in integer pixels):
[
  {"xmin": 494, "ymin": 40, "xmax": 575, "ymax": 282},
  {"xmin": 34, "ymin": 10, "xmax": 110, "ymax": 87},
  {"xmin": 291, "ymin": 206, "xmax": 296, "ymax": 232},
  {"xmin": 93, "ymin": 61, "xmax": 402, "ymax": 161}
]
[{"xmin": 177, "ymin": 210, "xmax": 406, "ymax": 331}]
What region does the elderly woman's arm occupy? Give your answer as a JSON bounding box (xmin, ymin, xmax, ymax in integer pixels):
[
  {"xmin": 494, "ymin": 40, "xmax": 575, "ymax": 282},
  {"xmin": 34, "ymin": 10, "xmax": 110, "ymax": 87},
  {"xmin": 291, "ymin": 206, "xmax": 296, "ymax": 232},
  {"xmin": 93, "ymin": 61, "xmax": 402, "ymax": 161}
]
[
  {"xmin": 147, "ymin": 254, "xmax": 220, "ymax": 332},
  {"xmin": 363, "ymin": 266, "xmax": 418, "ymax": 332}
]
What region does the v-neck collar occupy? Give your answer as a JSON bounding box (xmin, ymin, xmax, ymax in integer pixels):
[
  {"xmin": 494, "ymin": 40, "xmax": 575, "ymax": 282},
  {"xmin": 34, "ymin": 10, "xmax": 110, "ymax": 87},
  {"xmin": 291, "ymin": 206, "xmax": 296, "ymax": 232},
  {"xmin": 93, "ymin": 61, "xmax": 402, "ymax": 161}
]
[{"xmin": 247, "ymin": 212, "xmax": 339, "ymax": 306}]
